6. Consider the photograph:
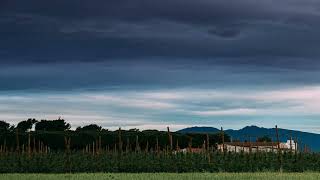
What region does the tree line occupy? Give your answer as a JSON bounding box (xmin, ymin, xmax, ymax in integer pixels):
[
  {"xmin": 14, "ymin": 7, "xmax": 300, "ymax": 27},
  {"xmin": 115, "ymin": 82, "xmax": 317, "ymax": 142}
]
[{"xmin": 0, "ymin": 118, "xmax": 230, "ymax": 152}]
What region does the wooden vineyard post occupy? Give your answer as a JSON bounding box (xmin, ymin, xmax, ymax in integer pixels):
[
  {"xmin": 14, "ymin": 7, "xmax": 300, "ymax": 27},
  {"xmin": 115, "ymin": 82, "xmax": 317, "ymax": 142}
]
[
  {"xmin": 156, "ymin": 137, "xmax": 159, "ymax": 155},
  {"xmin": 41, "ymin": 141, "xmax": 44, "ymax": 153},
  {"xmin": 92, "ymin": 141, "xmax": 95, "ymax": 156},
  {"xmin": 249, "ymin": 136, "xmax": 252, "ymax": 154},
  {"xmin": 114, "ymin": 143, "xmax": 117, "ymax": 153},
  {"xmin": 126, "ymin": 138, "xmax": 130, "ymax": 153},
  {"xmin": 206, "ymin": 134, "xmax": 210, "ymax": 151},
  {"xmin": 64, "ymin": 136, "xmax": 71, "ymax": 173},
  {"xmin": 33, "ymin": 138, "xmax": 36, "ymax": 154},
  {"xmin": 21, "ymin": 144, "xmax": 25, "ymax": 154},
  {"xmin": 135, "ymin": 135, "xmax": 140, "ymax": 153},
  {"xmin": 221, "ymin": 127, "xmax": 225, "ymax": 153},
  {"xmin": 290, "ymin": 136, "xmax": 293, "ymax": 152},
  {"xmin": 28, "ymin": 132, "xmax": 31, "ymax": 158},
  {"xmin": 294, "ymin": 137, "xmax": 298, "ymax": 154},
  {"xmin": 95, "ymin": 140, "xmax": 98, "ymax": 154},
  {"xmin": 202, "ymin": 140, "xmax": 206, "ymax": 152},
  {"xmin": 64, "ymin": 137, "xmax": 68, "ymax": 153},
  {"xmin": 256, "ymin": 137, "xmax": 259, "ymax": 153},
  {"xmin": 275, "ymin": 125, "xmax": 282, "ymax": 172},
  {"xmin": 167, "ymin": 127, "xmax": 173, "ymax": 151},
  {"xmin": 99, "ymin": 136, "xmax": 102, "ymax": 154},
  {"xmin": 271, "ymin": 137, "xmax": 274, "ymax": 153},
  {"xmin": 275, "ymin": 125, "xmax": 280, "ymax": 152},
  {"xmin": 235, "ymin": 143, "xmax": 237, "ymax": 153},
  {"xmin": 176, "ymin": 139, "xmax": 179, "ymax": 151},
  {"xmin": 205, "ymin": 134, "xmax": 211, "ymax": 163},
  {"xmin": 38, "ymin": 141, "xmax": 41, "ymax": 154},
  {"xmin": 188, "ymin": 137, "xmax": 192, "ymax": 153},
  {"xmin": 118, "ymin": 127, "xmax": 122, "ymax": 154},
  {"xmin": 242, "ymin": 141, "xmax": 244, "ymax": 152},
  {"xmin": 67, "ymin": 137, "xmax": 71, "ymax": 173},
  {"xmin": 64, "ymin": 137, "xmax": 71, "ymax": 154},
  {"xmin": 145, "ymin": 141, "xmax": 149, "ymax": 153},
  {"xmin": 4, "ymin": 139, "xmax": 6, "ymax": 154},
  {"xmin": 16, "ymin": 128, "xmax": 20, "ymax": 153}
]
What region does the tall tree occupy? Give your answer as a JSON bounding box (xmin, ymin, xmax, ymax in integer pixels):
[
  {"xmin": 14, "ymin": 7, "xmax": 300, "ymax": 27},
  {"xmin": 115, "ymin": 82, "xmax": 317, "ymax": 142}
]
[
  {"xmin": 16, "ymin": 118, "xmax": 37, "ymax": 132},
  {"xmin": 35, "ymin": 119, "xmax": 70, "ymax": 131},
  {"xmin": 0, "ymin": 120, "xmax": 10, "ymax": 132},
  {"xmin": 76, "ymin": 124, "xmax": 102, "ymax": 132}
]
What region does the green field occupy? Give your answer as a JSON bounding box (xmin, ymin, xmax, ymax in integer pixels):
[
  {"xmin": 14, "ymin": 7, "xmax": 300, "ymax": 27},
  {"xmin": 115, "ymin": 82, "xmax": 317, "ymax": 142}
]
[{"xmin": 1, "ymin": 173, "xmax": 320, "ymax": 180}]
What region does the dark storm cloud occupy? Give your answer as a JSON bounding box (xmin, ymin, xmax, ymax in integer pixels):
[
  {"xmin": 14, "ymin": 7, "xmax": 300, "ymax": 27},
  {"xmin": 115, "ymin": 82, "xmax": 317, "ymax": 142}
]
[
  {"xmin": 2, "ymin": 1, "xmax": 320, "ymax": 133},
  {"xmin": 1, "ymin": 0, "xmax": 320, "ymax": 91},
  {"xmin": 1, "ymin": 0, "xmax": 320, "ymax": 63}
]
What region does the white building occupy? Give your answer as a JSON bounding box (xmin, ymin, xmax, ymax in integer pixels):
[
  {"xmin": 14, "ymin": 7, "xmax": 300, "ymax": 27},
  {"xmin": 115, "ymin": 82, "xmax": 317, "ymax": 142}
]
[{"xmin": 217, "ymin": 140, "xmax": 297, "ymax": 153}]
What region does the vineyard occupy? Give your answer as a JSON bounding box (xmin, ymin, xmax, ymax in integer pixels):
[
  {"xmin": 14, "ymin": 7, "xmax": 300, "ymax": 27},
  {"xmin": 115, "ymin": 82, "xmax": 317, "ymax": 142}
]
[
  {"xmin": 0, "ymin": 119, "xmax": 319, "ymax": 173},
  {"xmin": 1, "ymin": 173, "xmax": 320, "ymax": 180},
  {"xmin": 0, "ymin": 151, "xmax": 320, "ymax": 173}
]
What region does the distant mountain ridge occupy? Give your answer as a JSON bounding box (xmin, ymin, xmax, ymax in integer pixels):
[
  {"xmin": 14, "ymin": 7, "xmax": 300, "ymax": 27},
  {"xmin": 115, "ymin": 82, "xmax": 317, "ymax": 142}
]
[{"xmin": 177, "ymin": 125, "xmax": 320, "ymax": 152}]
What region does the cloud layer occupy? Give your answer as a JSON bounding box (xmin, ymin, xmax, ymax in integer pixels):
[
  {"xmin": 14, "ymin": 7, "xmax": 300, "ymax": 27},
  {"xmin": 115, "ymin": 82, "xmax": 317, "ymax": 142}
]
[
  {"xmin": 1, "ymin": 1, "xmax": 320, "ymax": 132},
  {"xmin": 1, "ymin": 86, "xmax": 320, "ymax": 132},
  {"xmin": 1, "ymin": 0, "xmax": 320, "ymax": 65}
]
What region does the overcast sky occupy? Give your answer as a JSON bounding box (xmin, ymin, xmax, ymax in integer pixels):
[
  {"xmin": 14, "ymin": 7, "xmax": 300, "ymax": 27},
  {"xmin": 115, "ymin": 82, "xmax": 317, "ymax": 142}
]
[{"xmin": 1, "ymin": 0, "xmax": 320, "ymax": 133}]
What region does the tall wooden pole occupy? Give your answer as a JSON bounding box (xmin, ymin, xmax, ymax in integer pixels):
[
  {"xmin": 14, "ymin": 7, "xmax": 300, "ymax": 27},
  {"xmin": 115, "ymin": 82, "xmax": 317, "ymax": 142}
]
[
  {"xmin": 271, "ymin": 137, "xmax": 274, "ymax": 153},
  {"xmin": 15, "ymin": 128, "xmax": 20, "ymax": 152},
  {"xmin": 294, "ymin": 137, "xmax": 298, "ymax": 154},
  {"xmin": 33, "ymin": 138, "xmax": 36, "ymax": 153},
  {"xmin": 221, "ymin": 127, "xmax": 224, "ymax": 152},
  {"xmin": 28, "ymin": 132, "xmax": 31, "ymax": 157},
  {"xmin": 167, "ymin": 127, "xmax": 173, "ymax": 151},
  {"xmin": 93, "ymin": 141, "xmax": 95, "ymax": 155},
  {"xmin": 118, "ymin": 127, "xmax": 122, "ymax": 153},
  {"xmin": 176, "ymin": 139, "xmax": 179, "ymax": 151},
  {"xmin": 99, "ymin": 136, "xmax": 102, "ymax": 154},
  {"xmin": 290, "ymin": 136, "xmax": 293, "ymax": 152},
  {"xmin": 249, "ymin": 136, "xmax": 252, "ymax": 154},
  {"xmin": 135, "ymin": 135, "xmax": 140, "ymax": 152},
  {"xmin": 126, "ymin": 138, "xmax": 130, "ymax": 153},
  {"xmin": 275, "ymin": 125, "xmax": 282, "ymax": 172},
  {"xmin": 206, "ymin": 134, "xmax": 210, "ymax": 151},
  {"xmin": 275, "ymin": 125, "xmax": 280, "ymax": 152},
  {"xmin": 156, "ymin": 137, "xmax": 159, "ymax": 154},
  {"xmin": 188, "ymin": 137, "xmax": 192, "ymax": 152},
  {"xmin": 3, "ymin": 139, "xmax": 6, "ymax": 153},
  {"xmin": 145, "ymin": 141, "xmax": 149, "ymax": 153}
]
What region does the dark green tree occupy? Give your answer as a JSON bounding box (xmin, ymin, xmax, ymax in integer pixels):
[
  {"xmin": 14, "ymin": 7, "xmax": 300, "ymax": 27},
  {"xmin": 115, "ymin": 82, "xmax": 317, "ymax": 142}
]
[
  {"xmin": 0, "ymin": 120, "xmax": 10, "ymax": 132},
  {"xmin": 76, "ymin": 124, "xmax": 102, "ymax": 132},
  {"xmin": 16, "ymin": 118, "xmax": 37, "ymax": 132},
  {"xmin": 35, "ymin": 119, "xmax": 70, "ymax": 131}
]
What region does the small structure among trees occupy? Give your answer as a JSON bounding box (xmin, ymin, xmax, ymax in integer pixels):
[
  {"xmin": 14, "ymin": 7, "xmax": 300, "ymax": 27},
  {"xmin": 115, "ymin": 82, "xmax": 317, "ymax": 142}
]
[{"xmin": 217, "ymin": 139, "xmax": 297, "ymax": 153}]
